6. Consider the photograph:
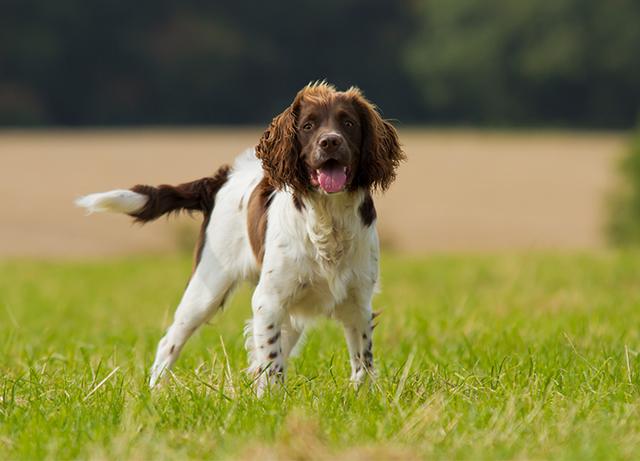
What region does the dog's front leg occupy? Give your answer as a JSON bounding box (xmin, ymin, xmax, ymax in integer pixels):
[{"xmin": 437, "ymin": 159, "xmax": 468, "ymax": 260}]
[
  {"xmin": 335, "ymin": 302, "xmax": 376, "ymax": 387},
  {"xmin": 250, "ymin": 286, "xmax": 287, "ymax": 396}
]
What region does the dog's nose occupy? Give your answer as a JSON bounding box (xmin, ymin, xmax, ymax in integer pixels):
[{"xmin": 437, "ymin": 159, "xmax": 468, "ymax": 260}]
[{"xmin": 318, "ymin": 133, "xmax": 343, "ymax": 153}]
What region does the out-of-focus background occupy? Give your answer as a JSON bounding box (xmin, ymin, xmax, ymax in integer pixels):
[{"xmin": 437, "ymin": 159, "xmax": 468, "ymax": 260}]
[
  {"xmin": 5, "ymin": 4, "xmax": 640, "ymax": 458},
  {"xmin": 2, "ymin": 0, "xmax": 640, "ymax": 257}
]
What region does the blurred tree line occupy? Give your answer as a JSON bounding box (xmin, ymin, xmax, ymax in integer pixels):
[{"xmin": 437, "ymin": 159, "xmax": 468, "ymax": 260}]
[{"xmin": 1, "ymin": 0, "xmax": 639, "ymax": 127}]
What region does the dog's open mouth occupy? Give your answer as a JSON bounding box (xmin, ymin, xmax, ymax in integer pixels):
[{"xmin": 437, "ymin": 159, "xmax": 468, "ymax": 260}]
[{"xmin": 310, "ymin": 160, "xmax": 349, "ymax": 194}]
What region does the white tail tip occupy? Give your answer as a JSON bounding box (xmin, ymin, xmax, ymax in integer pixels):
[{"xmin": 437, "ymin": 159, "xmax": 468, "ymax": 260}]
[{"xmin": 75, "ymin": 189, "xmax": 148, "ymax": 215}]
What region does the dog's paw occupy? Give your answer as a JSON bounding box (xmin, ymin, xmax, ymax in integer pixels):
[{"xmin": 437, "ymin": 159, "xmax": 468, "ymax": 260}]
[
  {"xmin": 149, "ymin": 362, "xmax": 168, "ymax": 388},
  {"xmin": 149, "ymin": 339, "xmax": 179, "ymax": 388},
  {"xmin": 351, "ymin": 366, "xmax": 376, "ymax": 390},
  {"xmin": 251, "ymin": 363, "xmax": 285, "ymax": 397}
]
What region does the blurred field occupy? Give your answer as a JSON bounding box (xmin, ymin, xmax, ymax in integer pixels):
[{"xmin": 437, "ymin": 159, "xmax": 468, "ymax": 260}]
[
  {"xmin": 0, "ymin": 129, "xmax": 626, "ymax": 258},
  {"xmin": 2, "ymin": 253, "xmax": 640, "ymax": 459}
]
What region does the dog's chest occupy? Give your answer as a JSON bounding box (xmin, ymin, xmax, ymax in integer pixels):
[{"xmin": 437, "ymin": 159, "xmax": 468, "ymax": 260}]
[
  {"xmin": 304, "ymin": 196, "xmax": 359, "ymax": 264},
  {"xmin": 288, "ymin": 263, "xmax": 355, "ymax": 317},
  {"xmin": 292, "ymin": 203, "xmax": 364, "ymax": 311}
]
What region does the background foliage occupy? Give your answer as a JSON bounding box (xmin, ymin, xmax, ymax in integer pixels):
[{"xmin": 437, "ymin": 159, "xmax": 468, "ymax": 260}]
[
  {"xmin": 2, "ymin": 0, "xmax": 639, "ymax": 127},
  {"xmin": 608, "ymin": 126, "xmax": 640, "ymax": 245}
]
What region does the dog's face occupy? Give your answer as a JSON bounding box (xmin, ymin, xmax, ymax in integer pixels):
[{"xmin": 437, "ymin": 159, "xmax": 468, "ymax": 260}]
[
  {"xmin": 256, "ymin": 82, "xmax": 404, "ymax": 195},
  {"xmin": 297, "ymin": 95, "xmax": 362, "ymax": 193}
]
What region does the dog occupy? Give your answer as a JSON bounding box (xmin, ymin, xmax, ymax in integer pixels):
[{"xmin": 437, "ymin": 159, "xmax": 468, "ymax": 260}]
[{"xmin": 76, "ymin": 82, "xmax": 405, "ymax": 394}]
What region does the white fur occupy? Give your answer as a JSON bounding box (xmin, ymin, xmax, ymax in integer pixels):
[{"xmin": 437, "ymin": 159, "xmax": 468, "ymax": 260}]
[
  {"xmin": 79, "ymin": 149, "xmax": 379, "ymax": 394},
  {"xmin": 75, "ymin": 189, "xmax": 148, "ymax": 215}
]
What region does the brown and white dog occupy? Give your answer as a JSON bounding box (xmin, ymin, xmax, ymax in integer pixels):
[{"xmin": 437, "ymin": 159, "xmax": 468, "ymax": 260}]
[{"xmin": 76, "ymin": 82, "xmax": 405, "ymax": 394}]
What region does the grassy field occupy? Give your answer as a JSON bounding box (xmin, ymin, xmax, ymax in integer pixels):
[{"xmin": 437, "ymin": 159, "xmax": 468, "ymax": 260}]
[{"xmin": 1, "ymin": 252, "xmax": 640, "ymax": 460}]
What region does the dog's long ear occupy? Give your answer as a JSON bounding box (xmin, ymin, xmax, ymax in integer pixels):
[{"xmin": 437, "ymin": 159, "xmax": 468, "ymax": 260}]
[
  {"xmin": 348, "ymin": 88, "xmax": 405, "ymax": 192},
  {"xmin": 256, "ymin": 98, "xmax": 307, "ymax": 193}
]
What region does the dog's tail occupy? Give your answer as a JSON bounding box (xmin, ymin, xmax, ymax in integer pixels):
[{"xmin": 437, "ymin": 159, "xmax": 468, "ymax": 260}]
[{"xmin": 75, "ymin": 165, "xmax": 231, "ymax": 223}]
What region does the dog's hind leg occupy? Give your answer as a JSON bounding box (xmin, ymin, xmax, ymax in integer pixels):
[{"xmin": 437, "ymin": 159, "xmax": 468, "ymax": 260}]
[{"xmin": 149, "ymin": 249, "xmax": 234, "ymax": 388}]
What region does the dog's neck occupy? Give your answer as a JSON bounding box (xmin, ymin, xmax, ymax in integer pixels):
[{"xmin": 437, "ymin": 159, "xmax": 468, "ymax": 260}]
[{"xmin": 301, "ymin": 189, "xmax": 365, "ymax": 267}]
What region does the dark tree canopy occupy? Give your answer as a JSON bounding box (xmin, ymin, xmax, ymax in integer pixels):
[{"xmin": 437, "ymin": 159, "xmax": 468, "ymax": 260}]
[
  {"xmin": 1, "ymin": 0, "xmax": 638, "ymax": 127},
  {"xmin": 405, "ymin": 0, "xmax": 640, "ymax": 127}
]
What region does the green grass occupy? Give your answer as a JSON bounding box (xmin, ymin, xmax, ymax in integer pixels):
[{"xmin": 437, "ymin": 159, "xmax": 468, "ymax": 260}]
[{"xmin": 1, "ymin": 252, "xmax": 640, "ymax": 460}]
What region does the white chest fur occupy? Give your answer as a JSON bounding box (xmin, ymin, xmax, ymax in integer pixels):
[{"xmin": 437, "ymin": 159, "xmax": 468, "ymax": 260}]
[
  {"xmin": 293, "ymin": 191, "xmax": 371, "ymax": 311},
  {"xmin": 260, "ymin": 188, "xmax": 377, "ymax": 320},
  {"xmin": 305, "ymin": 192, "xmax": 360, "ymax": 269}
]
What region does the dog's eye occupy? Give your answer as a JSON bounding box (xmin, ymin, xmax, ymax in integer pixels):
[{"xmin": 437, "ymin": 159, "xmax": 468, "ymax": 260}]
[
  {"xmin": 303, "ymin": 122, "xmax": 314, "ymax": 131},
  {"xmin": 343, "ymin": 119, "xmax": 354, "ymax": 128}
]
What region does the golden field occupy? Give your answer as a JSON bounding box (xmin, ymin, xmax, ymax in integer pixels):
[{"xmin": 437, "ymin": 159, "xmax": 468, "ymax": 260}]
[{"xmin": 0, "ymin": 129, "xmax": 626, "ymax": 257}]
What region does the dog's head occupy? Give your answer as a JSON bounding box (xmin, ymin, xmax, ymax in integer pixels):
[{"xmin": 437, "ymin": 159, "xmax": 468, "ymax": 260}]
[{"xmin": 256, "ymin": 82, "xmax": 405, "ymax": 195}]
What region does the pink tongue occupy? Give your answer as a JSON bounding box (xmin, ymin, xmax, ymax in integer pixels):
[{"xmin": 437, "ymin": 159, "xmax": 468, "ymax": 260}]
[{"xmin": 318, "ymin": 166, "xmax": 347, "ymax": 193}]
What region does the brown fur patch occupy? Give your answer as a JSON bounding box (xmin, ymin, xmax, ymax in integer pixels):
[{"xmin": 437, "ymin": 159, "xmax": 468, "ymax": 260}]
[
  {"xmin": 267, "ymin": 332, "xmax": 280, "ymax": 345},
  {"xmin": 247, "ymin": 177, "xmax": 275, "ymax": 265},
  {"xmin": 129, "ymin": 165, "xmax": 231, "ymax": 270},
  {"xmin": 359, "ymin": 192, "xmax": 377, "ymax": 227},
  {"xmin": 193, "ymin": 213, "xmax": 212, "ymax": 271},
  {"xmin": 346, "ymin": 87, "xmax": 406, "ymax": 192},
  {"xmin": 130, "ymin": 165, "xmax": 230, "ymax": 223},
  {"xmin": 292, "ymin": 194, "xmax": 305, "ymax": 212}
]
